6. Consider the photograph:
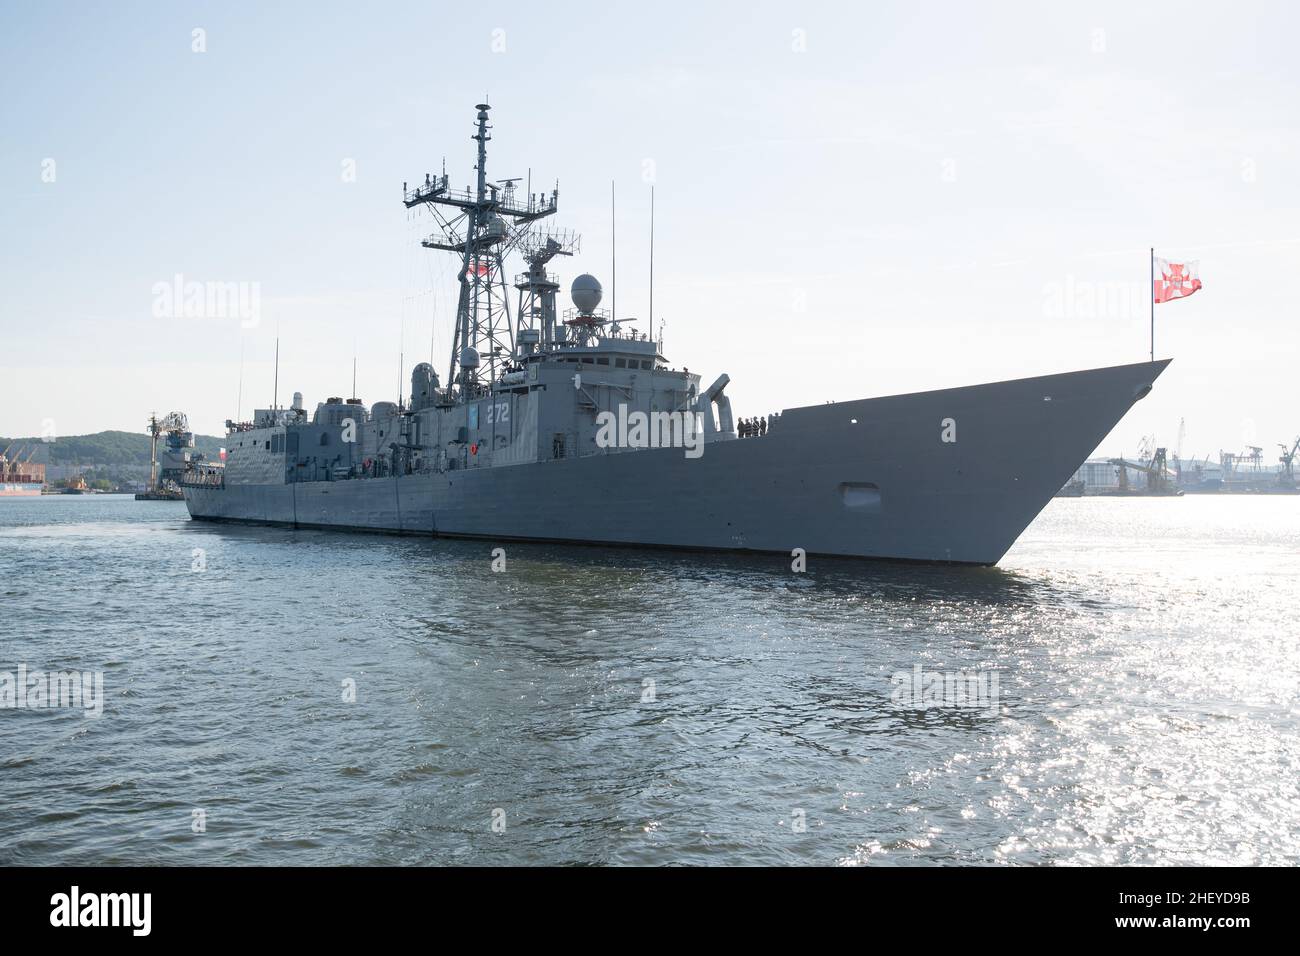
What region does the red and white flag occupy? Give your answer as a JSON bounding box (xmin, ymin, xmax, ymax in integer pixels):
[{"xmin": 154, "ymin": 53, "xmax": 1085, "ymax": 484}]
[{"xmin": 1153, "ymin": 257, "xmax": 1202, "ymax": 304}]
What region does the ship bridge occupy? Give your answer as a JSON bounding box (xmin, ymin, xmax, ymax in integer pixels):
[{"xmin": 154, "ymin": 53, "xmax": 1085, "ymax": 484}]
[{"xmin": 525, "ymin": 329, "xmax": 664, "ymax": 372}]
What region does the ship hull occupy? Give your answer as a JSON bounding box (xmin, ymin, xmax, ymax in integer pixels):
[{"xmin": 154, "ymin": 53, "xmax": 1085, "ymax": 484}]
[
  {"xmin": 0, "ymin": 483, "xmax": 42, "ymax": 497},
  {"xmin": 185, "ymin": 360, "xmax": 1170, "ymax": 565}
]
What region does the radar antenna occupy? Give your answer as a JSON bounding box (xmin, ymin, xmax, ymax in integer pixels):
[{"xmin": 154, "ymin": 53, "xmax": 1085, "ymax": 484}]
[
  {"xmin": 403, "ymin": 103, "xmax": 559, "ymax": 398},
  {"xmin": 515, "ymin": 229, "xmax": 580, "ymax": 350}
]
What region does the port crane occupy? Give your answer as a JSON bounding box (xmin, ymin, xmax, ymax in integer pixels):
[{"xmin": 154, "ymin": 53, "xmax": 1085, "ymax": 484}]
[
  {"xmin": 1108, "ymin": 440, "xmax": 1179, "ymax": 495},
  {"xmin": 1228, "ymin": 445, "xmax": 1263, "ymax": 477},
  {"xmin": 1172, "ymin": 418, "xmax": 1187, "ymax": 478},
  {"xmin": 1, "ymin": 442, "xmax": 39, "ymax": 467},
  {"xmin": 1279, "ymin": 437, "xmax": 1300, "ymax": 487}
]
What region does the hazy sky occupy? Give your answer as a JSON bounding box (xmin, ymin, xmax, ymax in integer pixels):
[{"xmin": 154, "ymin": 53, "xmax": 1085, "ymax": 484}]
[{"xmin": 3, "ymin": 1, "xmax": 1297, "ymax": 460}]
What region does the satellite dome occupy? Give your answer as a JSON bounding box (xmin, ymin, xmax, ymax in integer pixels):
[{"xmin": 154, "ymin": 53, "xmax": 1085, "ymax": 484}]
[
  {"xmin": 459, "ymin": 346, "xmax": 480, "ymax": 369},
  {"xmin": 571, "ymin": 274, "xmax": 603, "ymax": 314}
]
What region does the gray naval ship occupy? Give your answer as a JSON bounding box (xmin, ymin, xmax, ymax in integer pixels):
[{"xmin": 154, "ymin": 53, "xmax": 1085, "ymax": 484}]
[{"xmin": 182, "ymin": 103, "xmax": 1170, "ymax": 565}]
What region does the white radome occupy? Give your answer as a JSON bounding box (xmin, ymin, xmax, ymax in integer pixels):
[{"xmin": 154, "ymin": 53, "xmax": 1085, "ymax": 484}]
[{"xmin": 571, "ymin": 274, "xmax": 602, "ymax": 314}]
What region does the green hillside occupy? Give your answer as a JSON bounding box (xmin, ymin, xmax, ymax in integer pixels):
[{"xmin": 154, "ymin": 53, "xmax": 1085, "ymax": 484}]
[{"xmin": 1, "ymin": 430, "xmax": 225, "ymax": 466}]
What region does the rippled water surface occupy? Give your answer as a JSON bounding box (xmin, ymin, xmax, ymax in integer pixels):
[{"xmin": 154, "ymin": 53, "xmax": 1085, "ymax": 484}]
[{"xmin": 1, "ymin": 495, "xmax": 1297, "ymax": 865}]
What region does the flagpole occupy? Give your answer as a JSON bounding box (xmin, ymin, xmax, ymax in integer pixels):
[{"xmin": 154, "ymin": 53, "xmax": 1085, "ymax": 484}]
[{"xmin": 1150, "ymin": 247, "xmax": 1155, "ymax": 362}]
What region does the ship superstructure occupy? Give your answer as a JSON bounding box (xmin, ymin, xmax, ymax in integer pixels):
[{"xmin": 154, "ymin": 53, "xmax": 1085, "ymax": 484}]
[
  {"xmin": 137, "ymin": 412, "xmax": 204, "ymax": 500},
  {"xmin": 182, "ymin": 103, "xmax": 1171, "ymax": 565}
]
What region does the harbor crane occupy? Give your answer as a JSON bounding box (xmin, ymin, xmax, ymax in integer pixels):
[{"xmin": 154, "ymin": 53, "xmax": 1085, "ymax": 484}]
[
  {"xmin": 1108, "ymin": 446, "xmax": 1180, "ymax": 495},
  {"xmin": 1173, "ymin": 418, "xmax": 1186, "ymax": 477},
  {"xmin": 1279, "ymin": 437, "xmax": 1300, "ymax": 487},
  {"xmin": 1, "ymin": 442, "xmax": 40, "ymax": 465}
]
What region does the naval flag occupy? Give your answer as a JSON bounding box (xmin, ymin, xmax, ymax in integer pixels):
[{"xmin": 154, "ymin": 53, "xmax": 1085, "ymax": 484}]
[{"xmin": 1153, "ymin": 257, "xmax": 1202, "ymax": 304}]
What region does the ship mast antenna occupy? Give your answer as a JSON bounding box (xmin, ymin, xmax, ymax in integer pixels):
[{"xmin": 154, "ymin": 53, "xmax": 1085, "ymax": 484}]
[
  {"xmin": 649, "ymin": 185, "xmax": 655, "ymax": 342},
  {"xmin": 403, "ymin": 102, "xmax": 559, "ymax": 402},
  {"xmin": 611, "ymin": 180, "xmax": 617, "ymax": 323},
  {"xmin": 236, "ymin": 338, "xmax": 244, "ymax": 423}
]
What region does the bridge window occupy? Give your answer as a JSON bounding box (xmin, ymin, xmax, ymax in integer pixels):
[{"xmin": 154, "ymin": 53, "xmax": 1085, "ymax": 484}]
[{"xmin": 615, "ymin": 358, "xmax": 626, "ymax": 368}]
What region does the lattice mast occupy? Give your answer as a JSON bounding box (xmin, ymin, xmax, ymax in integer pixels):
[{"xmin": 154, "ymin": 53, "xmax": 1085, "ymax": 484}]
[{"xmin": 403, "ymin": 103, "xmax": 558, "ymax": 399}]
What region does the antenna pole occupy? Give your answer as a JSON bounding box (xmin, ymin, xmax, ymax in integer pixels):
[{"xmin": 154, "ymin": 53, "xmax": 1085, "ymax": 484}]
[
  {"xmin": 273, "ymin": 337, "xmax": 279, "ymax": 411},
  {"xmin": 649, "ymin": 185, "xmax": 655, "ymax": 342},
  {"xmin": 1149, "ymin": 246, "xmax": 1155, "ymax": 362},
  {"xmin": 611, "ymin": 180, "xmax": 616, "ymax": 322},
  {"xmin": 236, "ymin": 338, "xmax": 244, "ymax": 423}
]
